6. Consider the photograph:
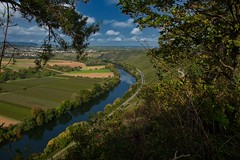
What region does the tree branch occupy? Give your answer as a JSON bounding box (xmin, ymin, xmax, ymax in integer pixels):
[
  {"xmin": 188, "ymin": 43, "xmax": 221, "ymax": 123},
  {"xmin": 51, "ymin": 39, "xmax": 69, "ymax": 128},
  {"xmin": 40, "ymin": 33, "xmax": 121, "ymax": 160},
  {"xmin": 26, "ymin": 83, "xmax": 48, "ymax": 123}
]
[
  {"xmin": 172, "ymin": 151, "xmax": 190, "ymax": 160},
  {"xmin": 0, "ymin": 0, "xmax": 20, "ymax": 6},
  {"xmin": 0, "ymin": 2, "xmax": 10, "ymax": 73},
  {"xmin": 196, "ymin": 9, "xmax": 233, "ymax": 27},
  {"xmin": 219, "ymin": 59, "xmax": 234, "ymax": 71}
]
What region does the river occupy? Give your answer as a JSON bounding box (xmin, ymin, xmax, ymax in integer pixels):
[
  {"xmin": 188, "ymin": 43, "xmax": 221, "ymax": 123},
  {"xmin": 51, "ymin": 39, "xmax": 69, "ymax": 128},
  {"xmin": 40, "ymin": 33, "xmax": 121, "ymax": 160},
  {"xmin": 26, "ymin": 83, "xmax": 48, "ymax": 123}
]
[{"xmin": 0, "ymin": 68, "xmax": 136, "ymax": 159}]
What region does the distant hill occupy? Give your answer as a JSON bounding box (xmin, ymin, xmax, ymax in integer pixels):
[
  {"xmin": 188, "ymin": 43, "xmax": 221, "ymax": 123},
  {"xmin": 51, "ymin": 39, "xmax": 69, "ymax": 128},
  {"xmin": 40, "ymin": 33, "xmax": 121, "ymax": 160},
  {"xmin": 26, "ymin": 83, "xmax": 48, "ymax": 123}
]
[{"xmin": 0, "ymin": 42, "xmax": 39, "ymax": 47}]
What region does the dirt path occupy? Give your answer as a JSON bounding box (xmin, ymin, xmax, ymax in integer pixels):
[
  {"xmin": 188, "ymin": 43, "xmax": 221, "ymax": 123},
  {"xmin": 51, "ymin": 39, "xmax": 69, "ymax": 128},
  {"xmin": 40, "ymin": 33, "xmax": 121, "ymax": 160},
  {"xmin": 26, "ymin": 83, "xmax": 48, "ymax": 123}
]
[
  {"xmin": 50, "ymin": 142, "xmax": 76, "ymax": 160},
  {"xmin": 0, "ymin": 116, "xmax": 19, "ymax": 127}
]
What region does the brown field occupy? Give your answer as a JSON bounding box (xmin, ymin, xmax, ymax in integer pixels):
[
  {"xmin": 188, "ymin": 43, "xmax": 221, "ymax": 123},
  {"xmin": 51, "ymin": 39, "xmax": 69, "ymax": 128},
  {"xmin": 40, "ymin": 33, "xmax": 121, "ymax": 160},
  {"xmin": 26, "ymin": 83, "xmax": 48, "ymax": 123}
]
[
  {"xmin": 48, "ymin": 60, "xmax": 86, "ymax": 68},
  {"xmin": 0, "ymin": 115, "xmax": 20, "ymax": 127},
  {"xmin": 63, "ymin": 72, "xmax": 114, "ymax": 78},
  {"xmin": 84, "ymin": 66, "xmax": 106, "ymax": 70}
]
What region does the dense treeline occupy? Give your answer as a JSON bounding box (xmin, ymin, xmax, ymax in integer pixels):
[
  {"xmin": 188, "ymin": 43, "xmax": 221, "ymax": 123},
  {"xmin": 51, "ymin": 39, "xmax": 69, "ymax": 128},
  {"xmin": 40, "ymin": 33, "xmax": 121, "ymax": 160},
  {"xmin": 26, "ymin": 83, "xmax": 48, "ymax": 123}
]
[
  {"xmin": 0, "ymin": 67, "xmax": 55, "ymax": 83},
  {"xmin": 48, "ymin": 65, "xmax": 82, "ymax": 73},
  {"xmin": 0, "ymin": 64, "xmax": 120, "ymax": 146}
]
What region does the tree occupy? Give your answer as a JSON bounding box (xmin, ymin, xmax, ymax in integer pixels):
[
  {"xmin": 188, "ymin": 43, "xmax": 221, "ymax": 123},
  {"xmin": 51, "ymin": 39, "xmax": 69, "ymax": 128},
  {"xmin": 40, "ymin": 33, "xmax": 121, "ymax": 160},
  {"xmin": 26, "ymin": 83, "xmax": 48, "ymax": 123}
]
[
  {"xmin": 118, "ymin": 0, "xmax": 240, "ymax": 159},
  {"xmin": 31, "ymin": 106, "xmax": 44, "ymax": 119},
  {"xmin": 0, "ymin": 0, "xmax": 99, "ymax": 71},
  {"xmin": 118, "ymin": 0, "xmax": 240, "ymax": 81}
]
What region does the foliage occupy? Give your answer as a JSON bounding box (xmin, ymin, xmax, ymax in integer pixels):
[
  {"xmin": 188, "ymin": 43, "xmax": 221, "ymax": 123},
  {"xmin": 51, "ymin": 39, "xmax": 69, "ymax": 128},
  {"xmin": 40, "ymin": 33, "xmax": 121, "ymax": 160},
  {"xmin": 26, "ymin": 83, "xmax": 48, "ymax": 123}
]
[
  {"xmin": 116, "ymin": 0, "xmax": 240, "ymax": 159},
  {"xmin": 0, "ymin": 67, "xmax": 55, "ymax": 82},
  {"xmin": 0, "ymin": 0, "xmax": 99, "ymax": 70},
  {"xmin": 48, "ymin": 65, "xmax": 82, "ymax": 72}
]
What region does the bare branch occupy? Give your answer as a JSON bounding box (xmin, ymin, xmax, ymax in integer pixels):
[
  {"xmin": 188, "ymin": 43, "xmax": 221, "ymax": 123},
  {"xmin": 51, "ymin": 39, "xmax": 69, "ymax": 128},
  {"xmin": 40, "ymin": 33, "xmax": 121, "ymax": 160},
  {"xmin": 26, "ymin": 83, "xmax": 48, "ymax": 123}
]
[
  {"xmin": 0, "ymin": 2, "xmax": 10, "ymax": 73},
  {"xmin": 219, "ymin": 59, "xmax": 234, "ymax": 71},
  {"xmin": 0, "ymin": 0, "xmax": 20, "ymax": 9}
]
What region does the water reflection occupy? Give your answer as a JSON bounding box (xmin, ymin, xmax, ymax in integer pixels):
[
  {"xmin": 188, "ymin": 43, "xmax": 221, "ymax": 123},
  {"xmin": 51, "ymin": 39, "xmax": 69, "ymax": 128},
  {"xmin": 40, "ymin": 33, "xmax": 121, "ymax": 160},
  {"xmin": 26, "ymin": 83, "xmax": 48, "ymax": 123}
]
[
  {"xmin": 58, "ymin": 112, "xmax": 72, "ymax": 125},
  {"xmin": 44, "ymin": 119, "xmax": 57, "ymax": 131},
  {"xmin": 27, "ymin": 127, "xmax": 45, "ymax": 141},
  {"xmin": 121, "ymin": 74, "xmax": 135, "ymax": 84}
]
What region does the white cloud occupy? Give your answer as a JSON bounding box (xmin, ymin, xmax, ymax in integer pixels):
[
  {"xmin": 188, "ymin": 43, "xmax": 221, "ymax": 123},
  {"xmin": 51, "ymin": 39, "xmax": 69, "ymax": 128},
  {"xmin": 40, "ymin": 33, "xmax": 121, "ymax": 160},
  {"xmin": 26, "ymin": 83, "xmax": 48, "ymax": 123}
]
[
  {"xmin": 113, "ymin": 37, "xmax": 122, "ymax": 41},
  {"xmin": 104, "ymin": 19, "xmax": 134, "ymax": 28},
  {"xmin": 92, "ymin": 32, "xmax": 102, "ymax": 36},
  {"xmin": 89, "ymin": 38, "xmax": 95, "ymax": 41},
  {"xmin": 127, "ymin": 36, "xmax": 138, "ymax": 42},
  {"xmin": 90, "ymin": 35, "xmax": 158, "ymax": 46},
  {"xmin": 86, "ymin": 16, "xmax": 95, "ymax": 24},
  {"xmin": 131, "ymin": 28, "xmax": 142, "ymax": 35},
  {"xmin": 97, "ymin": 39, "xmax": 105, "ymax": 42},
  {"xmin": 113, "ymin": 19, "xmax": 134, "ymax": 28},
  {"xmin": 8, "ymin": 25, "xmax": 47, "ymax": 36},
  {"xmin": 104, "ymin": 0, "xmax": 119, "ymax": 5},
  {"xmin": 139, "ymin": 37, "xmax": 158, "ymax": 42},
  {"xmin": 61, "ymin": 3, "xmax": 73, "ymax": 8},
  {"xmin": 108, "ymin": 37, "xmax": 122, "ymax": 42},
  {"xmin": 106, "ymin": 30, "xmax": 120, "ymax": 36},
  {"xmin": 0, "ymin": 3, "xmax": 22, "ymax": 19}
]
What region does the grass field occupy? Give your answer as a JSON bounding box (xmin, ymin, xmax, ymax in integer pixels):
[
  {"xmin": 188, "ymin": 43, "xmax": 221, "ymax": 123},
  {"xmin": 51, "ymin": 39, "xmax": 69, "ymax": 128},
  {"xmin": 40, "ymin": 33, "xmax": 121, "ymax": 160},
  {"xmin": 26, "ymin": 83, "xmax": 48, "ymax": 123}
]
[
  {"xmin": 68, "ymin": 69, "xmax": 111, "ymax": 73},
  {"xmin": 2, "ymin": 59, "xmax": 85, "ymax": 70},
  {"xmin": 63, "ymin": 68, "xmax": 114, "ymax": 78},
  {"xmin": 0, "ymin": 59, "xmax": 110, "ymax": 125},
  {"xmin": 2, "ymin": 58, "xmax": 36, "ymax": 70},
  {"xmin": 0, "ymin": 101, "xmax": 31, "ymax": 120},
  {"xmin": 0, "ymin": 76, "xmax": 102, "ymax": 110},
  {"xmin": 99, "ymin": 50, "xmax": 158, "ymax": 83}
]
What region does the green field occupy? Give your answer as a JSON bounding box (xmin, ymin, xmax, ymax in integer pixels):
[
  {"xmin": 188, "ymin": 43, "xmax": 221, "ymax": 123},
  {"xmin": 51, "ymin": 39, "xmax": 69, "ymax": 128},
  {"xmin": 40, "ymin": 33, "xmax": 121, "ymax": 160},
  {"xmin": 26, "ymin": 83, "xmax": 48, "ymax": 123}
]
[
  {"xmin": 0, "ymin": 75, "xmax": 102, "ymax": 121},
  {"xmin": 68, "ymin": 69, "xmax": 111, "ymax": 74},
  {"xmin": 0, "ymin": 101, "xmax": 31, "ymax": 120},
  {"xmin": 2, "ymin": 58, "xmax": 36, "ymax": 70}
]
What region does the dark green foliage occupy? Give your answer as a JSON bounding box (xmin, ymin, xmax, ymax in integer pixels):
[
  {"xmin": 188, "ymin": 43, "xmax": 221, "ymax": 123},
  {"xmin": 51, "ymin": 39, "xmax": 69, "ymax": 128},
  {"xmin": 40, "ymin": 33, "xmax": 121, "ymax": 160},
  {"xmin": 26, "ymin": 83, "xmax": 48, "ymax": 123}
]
[
  {"xmin": 0, "ymin": 67, "xmax": 56, "ymax": 83},
  {"xmin": 49, "ymin": 65, "xmax": 81, "ymax": 72},
  {"xmin": 116, "ymin": 0, "xmax": 240, "ymax": 159}
]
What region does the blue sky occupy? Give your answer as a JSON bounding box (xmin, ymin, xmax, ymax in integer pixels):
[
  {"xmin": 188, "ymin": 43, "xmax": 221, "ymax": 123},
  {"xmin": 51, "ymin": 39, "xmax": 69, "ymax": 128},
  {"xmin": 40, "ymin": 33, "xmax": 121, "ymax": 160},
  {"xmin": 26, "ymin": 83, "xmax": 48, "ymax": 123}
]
[{"xmin": 0, "ymin": 0, "xmax": 159, "ymax": 46}]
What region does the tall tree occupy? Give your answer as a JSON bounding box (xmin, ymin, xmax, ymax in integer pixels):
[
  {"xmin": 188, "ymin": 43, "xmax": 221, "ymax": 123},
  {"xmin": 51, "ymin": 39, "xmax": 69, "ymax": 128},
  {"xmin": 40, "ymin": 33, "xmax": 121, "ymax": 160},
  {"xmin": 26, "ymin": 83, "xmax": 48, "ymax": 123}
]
[
  {"xmin": 118, "ymin": 0, "xmax": 240, "ymax": 80},
  {"xmin": 0, "ymin": 0, "xmax": 99, "ymax": 71},
  {"xmin": 118, "ymin": 0, "xmax": 240, "ymax": 158}
]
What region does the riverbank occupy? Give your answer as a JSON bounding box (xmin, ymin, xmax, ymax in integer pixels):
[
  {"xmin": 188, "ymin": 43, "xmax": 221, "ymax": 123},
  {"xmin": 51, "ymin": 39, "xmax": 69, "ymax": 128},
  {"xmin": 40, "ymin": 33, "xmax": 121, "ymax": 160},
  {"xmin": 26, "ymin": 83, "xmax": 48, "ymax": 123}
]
[
  {"xmin": 47, "ymin": 68, "xmax": 144, "ymax": 159},
  {"xmin": 0, "ymin": 68, "xmax": 135, "ymax": 159}
]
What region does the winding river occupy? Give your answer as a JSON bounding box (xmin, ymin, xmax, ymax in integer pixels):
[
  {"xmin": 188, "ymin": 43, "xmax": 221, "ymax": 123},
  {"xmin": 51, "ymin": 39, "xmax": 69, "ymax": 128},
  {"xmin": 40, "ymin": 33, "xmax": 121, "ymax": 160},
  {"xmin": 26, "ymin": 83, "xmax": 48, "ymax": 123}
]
[{"xmin": 0, "ymin": 68, "xmax": 136, "ymax": 159}]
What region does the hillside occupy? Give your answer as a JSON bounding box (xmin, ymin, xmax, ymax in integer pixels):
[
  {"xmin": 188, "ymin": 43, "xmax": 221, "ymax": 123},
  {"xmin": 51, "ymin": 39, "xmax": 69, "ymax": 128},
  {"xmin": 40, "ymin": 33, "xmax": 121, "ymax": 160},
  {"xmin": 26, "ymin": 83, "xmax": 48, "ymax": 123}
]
[{"xmin": 96, "ymin": 48, "xmax": 158, "ymax": 84}]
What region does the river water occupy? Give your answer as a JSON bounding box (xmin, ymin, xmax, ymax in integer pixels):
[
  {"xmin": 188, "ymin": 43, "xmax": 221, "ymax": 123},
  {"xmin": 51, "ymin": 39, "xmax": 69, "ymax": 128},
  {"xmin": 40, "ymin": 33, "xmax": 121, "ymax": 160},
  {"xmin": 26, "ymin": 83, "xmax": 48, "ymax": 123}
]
[{"xmin": 0, "ymin": 68, "xmax": 136, "ymax": 159}]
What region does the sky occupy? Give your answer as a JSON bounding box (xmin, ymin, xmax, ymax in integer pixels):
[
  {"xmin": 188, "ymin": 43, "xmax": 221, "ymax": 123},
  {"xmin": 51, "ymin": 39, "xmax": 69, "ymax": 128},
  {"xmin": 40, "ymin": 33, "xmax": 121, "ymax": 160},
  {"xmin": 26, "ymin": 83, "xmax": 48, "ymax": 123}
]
[{"xmin": 0, "ymin": 0, "xmax": 159, "ymax": 47}]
